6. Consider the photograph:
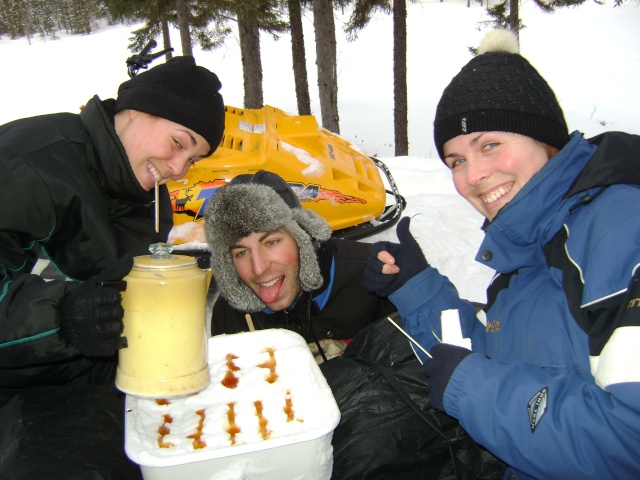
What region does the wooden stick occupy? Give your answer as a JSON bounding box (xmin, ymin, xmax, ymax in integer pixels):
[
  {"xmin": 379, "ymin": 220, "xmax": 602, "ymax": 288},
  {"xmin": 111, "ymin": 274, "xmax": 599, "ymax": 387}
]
[
  {"xmin": 387, "ymin": 317, "xmax": 432, "ymax": 358},
  {"xmin": 155, "ymin": 180, "xmax": 159, "ymax": 233},
  {"xmin": 245, "ymin": 314, "xmax": 256, "ymax": 332}
]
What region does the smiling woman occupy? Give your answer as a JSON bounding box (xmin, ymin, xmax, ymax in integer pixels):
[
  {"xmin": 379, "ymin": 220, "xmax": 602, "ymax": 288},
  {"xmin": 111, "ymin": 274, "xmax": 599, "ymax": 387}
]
[
  {"xmin": 443, "ymin": 131, "xmax": 552, "ymax": 220},
  {"xmin": 113, "ymin": 56, "xmax": 225, "ymax": 192},
  {"xmin": 0, "ymin": 55, "xmax": 225, "ymax": 479},
  {"xmin": 114, "ymin": 112, "xmax": 211, "ymax": 191},
  {"xmin": 431, "ymin": 28, "xmax": 569, "ymax": 222},
  {"xmin": 114, "ymin": 56, "xmax": 224, "ymax": 158},
  {"xmin": 364, "ymin": 28, "xmax": 640, "ymax": 480}
]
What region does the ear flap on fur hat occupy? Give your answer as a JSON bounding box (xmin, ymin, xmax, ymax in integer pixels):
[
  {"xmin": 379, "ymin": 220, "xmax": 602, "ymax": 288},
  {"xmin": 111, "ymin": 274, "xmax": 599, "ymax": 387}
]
[{"xmin": 204, "ymin": 172, "xmax": 332, "ymax": 312}]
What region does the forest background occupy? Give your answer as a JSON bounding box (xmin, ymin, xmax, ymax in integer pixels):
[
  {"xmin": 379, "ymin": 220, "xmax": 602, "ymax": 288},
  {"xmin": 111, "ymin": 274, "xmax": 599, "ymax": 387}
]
[{"xmin": 3, "ymin": 0, "xmax": 637, "ymax": 159}]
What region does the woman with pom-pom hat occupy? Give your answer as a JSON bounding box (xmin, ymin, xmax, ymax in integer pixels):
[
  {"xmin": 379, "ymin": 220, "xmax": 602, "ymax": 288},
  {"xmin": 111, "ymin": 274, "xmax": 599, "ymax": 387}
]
[{"xmin": 365, "ymin": 28, "xmax": 640, "ymax": 479}]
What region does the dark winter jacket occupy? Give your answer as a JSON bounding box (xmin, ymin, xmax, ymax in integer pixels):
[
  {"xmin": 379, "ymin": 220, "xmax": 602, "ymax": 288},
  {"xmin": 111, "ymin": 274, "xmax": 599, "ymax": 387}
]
[
  {"xmin": 393, "ymin": 131, "xmax": 640, "ymax": 479},
  {"xmin": 211, "ymin": 237, "xmax": 397, "ymax": 343},
  {"xmin": 0, "ymin": 96, "xmax": 172, "ymax": 402},
  {"xmin": 321, "ymin": 317, "xmax": 505, "ymax": 480}
]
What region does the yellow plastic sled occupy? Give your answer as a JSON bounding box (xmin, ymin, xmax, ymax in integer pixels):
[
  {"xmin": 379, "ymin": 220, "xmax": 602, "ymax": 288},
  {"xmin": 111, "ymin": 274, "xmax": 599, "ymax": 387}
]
[{"xmin": 166, "ymin": 105, "xmax": 405, "ymax": 246}]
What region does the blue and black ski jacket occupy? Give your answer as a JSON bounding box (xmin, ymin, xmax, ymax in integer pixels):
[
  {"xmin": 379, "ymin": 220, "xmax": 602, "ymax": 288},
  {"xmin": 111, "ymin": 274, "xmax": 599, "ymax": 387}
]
[{"xmin": 392, "ymin": 131, "xmax": 640, "ymax": 479}]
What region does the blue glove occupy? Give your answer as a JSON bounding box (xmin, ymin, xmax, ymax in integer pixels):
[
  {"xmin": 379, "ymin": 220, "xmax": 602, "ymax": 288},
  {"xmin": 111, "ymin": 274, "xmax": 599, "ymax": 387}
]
[
  {"xmin": 422, "ymin": 343, "xmax": 473, "ymax": 411},
  {"xmin": 60, "ymin": 255, "xmax": 133, "ymax": 357},
  {"xmin": 364, "ymin": 217, "xmax": 429, "ymax": 297}
]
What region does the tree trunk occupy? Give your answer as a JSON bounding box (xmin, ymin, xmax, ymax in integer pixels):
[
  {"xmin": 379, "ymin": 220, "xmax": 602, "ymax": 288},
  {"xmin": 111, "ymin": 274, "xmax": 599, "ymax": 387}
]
[
  {"xmin": 393, "ymin": 0, "xmax": 408, "ymax": 156},
  {"xmin": 312, "ymin": 0, "xmax": 340, "ymax": 134},
  {"xmin": 175, "ymin": 0, "xmax": 192, "ymax": 56},
  {"xmin": 161, "ymin": 18, "xmax": 173, "ymax": 61},
  {"xmin": 509, "ymin": 0, "xmax": 519, "ymax": 42},
  {"xmin": 288, "ymin": 0, "xmax": 311, "ymax": 116},
  {"xmin": 237, "ymin": 9, "xmax": 264, "ymax": 109}
]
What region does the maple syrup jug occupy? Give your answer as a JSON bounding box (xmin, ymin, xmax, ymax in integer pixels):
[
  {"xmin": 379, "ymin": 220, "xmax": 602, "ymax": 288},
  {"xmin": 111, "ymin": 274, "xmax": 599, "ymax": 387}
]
[{"xmin": 116, "ymin": 243, "xmax": 211, "ymax": 397}]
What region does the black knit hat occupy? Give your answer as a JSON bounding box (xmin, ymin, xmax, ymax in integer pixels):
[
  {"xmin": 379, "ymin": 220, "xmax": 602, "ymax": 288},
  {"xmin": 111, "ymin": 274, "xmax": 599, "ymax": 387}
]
[
  {"xmin": 434, "ymin": 29, "xmax": 569, "ymax": 161},
  {"xmin": 204, "ymin": 171, "xmax": 332, "ymax": 312},
  {"xmin": 115, "ymin": 56, "xmax": 225, "ymax": 156}
]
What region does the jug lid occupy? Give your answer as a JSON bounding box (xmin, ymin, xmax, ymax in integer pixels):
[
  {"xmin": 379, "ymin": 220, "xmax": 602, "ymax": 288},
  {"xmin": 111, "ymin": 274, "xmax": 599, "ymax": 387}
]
[{"xmin": 133, "ymin": 243, "xmax": 197, "ymax": 269}]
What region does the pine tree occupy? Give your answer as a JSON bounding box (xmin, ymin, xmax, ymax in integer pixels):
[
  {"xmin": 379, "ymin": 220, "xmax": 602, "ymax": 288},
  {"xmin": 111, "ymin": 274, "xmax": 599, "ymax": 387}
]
[
  {"xmin": 34, "ymin": 0, "xmax": 57, "ymax": 39},
  {"xmin": 313, "ymin": 0, "xmax": 340, "ymax": 134},
  {"xmin": 482, "ymin": 0, "xmax": 587, "ymax": 40},
  {"xmin": 345, "ymin": 0, "xmax": 410, "ymax": 156},
  {"xmin": 209, "ymin": 0, "xmax": 287, "ymax": 109},
  {"xmin": 288, "ymin": 0, "xmax": 312, "ymax": 116},
  {"xmin": 1, "ymin": 0, "xmax": 30, "ymax": 40},
  {"xmin": 393, "ymin": 0, "xmax": 408, "ymax": 156}
]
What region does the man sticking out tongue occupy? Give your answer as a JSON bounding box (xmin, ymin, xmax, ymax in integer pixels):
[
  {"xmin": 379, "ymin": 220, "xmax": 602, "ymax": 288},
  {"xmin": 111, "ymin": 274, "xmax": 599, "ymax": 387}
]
[{"xmin": 204, "ymin": 170, "xmax": 396, "ymax": 362}]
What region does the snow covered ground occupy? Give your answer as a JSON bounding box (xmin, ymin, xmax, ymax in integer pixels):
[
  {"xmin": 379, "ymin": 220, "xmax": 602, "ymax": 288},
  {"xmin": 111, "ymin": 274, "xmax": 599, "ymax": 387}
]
[{"xmin": 1, "ymin": 0, "xmax": 639, "ymax": 303}]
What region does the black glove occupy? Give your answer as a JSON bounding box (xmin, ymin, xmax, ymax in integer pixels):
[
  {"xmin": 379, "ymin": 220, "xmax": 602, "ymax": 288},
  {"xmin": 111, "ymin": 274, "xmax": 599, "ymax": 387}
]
[
  {"xmin": 364, "ymin": 216, "xmax": 429, "ymax": 297},
  {"xmin": 60, "ymin": 255, "xmax": 133, "ymax": 357},
  {"xmin": 422, "ymin": 343, "xmax": 473, "ymax": 411}
]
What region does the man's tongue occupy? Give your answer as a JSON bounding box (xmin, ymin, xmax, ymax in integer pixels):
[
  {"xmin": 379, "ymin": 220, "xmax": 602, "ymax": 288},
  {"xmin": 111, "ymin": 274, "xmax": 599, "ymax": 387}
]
[{"xmin": 258, "ymin": 277, "xmax": 283, "ymax": 304}]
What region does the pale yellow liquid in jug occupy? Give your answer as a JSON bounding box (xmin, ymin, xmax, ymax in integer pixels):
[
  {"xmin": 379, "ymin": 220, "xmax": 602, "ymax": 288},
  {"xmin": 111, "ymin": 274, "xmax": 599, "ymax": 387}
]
[{"xmin": 116, "ymin": 251, "xmax": 210, "ymax": 398}]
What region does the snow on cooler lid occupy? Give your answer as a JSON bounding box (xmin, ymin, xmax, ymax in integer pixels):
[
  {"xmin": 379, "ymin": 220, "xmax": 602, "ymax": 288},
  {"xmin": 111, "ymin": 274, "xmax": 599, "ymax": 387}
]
[{"xmin": 124, "ymin": 329, "xmax": 341, "ymax": 468}]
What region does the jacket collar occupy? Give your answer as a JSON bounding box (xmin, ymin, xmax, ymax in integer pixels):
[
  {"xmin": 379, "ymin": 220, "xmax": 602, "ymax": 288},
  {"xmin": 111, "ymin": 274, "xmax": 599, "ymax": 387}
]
[
  {"xmin": 80, "ymin": 95, "xmax": 153, "ymax": 205},
  {"xmin": 475, "ymin": 131, "xmax": 596, "ymax": 273},
  {"xmin": 566, "ymin": 131, "xmax": 640, "ymax": 197}
]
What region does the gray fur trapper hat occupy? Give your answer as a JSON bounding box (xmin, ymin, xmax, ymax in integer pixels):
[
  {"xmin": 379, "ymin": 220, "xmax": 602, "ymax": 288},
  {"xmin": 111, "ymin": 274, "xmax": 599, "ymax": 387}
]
[{"xmin": 204, "ymin": 170, "xmax": 332, "ymax": 312}]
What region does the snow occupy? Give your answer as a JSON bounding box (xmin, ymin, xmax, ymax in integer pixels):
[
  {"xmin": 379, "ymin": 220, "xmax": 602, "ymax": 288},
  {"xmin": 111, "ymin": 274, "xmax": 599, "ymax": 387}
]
[
  {"xmin": 1, "ymin": 0, "xmax": 639, "ymax": 306},
  {"xmin": 124, "ymin": 329, "xmax": 339, "ymax": 478}
]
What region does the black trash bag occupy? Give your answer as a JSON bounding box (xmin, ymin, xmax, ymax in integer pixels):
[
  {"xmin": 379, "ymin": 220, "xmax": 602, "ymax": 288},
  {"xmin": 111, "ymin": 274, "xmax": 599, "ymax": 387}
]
[
  {"xmin": 0, "ymin": 383, "xmax": 142, "ymax": 480},
  {"xmin": 320, "ymin": 317, "xmax": 505, "ymax": 480}
]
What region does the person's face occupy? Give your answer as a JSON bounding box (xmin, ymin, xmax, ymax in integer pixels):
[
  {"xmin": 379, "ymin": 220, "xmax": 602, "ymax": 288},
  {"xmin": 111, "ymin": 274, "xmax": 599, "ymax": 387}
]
[
  {"xmin": 115, "ymin": 110, "xmax": 210, "ymax": 191},
  {"xmin": 443, "ymin": 131, "xmax": 552, "ymax": 221},
  {"xmin": 230, "ymin": 228, "xmax": 301, "ymax": 312}
]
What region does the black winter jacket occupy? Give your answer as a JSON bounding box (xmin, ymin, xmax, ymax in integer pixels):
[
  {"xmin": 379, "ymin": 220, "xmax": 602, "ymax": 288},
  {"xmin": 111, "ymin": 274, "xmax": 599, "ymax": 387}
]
[
  {"xmin": 321, "ymin": 318, "xmax": 505, "ymax": 480},
  {"xmin": 211, "ymin": 237, "xmax": 397, "ymax": 343},
  {"xmin": 0, "ymin": 96, "xmax": 172, "ymax": 401}
]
